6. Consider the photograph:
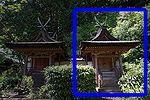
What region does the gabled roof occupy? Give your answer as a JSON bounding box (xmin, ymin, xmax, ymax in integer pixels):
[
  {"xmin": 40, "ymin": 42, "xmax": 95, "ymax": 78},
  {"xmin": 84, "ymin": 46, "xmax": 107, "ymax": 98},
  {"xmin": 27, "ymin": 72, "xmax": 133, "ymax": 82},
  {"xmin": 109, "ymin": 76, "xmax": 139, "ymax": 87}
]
[
  {"xmin": 91, "ymin": 28, "xmax": 118, "ymax": 41},
  {"xmin": 5, "ymin": 30, "xmax": 64, "ymax": 50},
  {"xmin": 80, "ymin": 27, "xmax": 140, "ymax": 54}
]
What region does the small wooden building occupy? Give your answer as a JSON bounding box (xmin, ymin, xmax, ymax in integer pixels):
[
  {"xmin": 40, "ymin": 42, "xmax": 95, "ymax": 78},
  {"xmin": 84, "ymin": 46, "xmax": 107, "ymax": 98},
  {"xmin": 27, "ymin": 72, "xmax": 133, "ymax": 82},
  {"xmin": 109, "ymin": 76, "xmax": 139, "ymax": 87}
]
[
  {"xmin": 80, "ymin": 27, "xmax": 139, "ymax": 92},
  {"xmin": 6, "ymin": 30, "xmax": 64, "ymax": 73}
]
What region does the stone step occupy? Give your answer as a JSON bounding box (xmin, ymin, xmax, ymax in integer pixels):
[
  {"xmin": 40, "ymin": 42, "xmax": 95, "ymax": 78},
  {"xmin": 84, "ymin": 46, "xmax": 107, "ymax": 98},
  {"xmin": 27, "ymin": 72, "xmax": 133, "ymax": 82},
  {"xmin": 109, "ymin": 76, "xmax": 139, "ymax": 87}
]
[
  {"xmin": 100, "ymin": 71, "xmax": 119, "ymax": 88},
  {"xmin": 102, "ymin": 77, "xmax": 117, "ymax": 80},
  {"xmin": 101, "ymin": 71, "xmax": 117, "ymax": 79},
  {"xmin": 99, "ymin": 86, "xmax": 121, "ymax": 92},
  {"xmin": 102, "ymin": 75, "xmax": 116, "ymax": 79},
  {"xmin": 101, "ymin": 71, "xmax": 116, "ymax": 75},
  {"xmin": 32, "ymin": 72, "xmax": 45, "ymax": 87},
  {"xmin": 102, "ymin": 80, "xmax": 118, "ymax": 87}
]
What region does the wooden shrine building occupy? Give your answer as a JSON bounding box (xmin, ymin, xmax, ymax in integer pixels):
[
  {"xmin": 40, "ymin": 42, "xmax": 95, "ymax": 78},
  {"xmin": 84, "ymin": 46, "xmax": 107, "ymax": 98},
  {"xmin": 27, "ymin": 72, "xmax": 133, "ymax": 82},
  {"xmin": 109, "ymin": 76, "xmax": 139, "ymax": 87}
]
[
  {"xmin": 80, "ymin": 27, "xmax": 139, "ymax": 92},
  {"xmin": 5, "ymin": 30, "xmax": 64, "ymax": 73}
]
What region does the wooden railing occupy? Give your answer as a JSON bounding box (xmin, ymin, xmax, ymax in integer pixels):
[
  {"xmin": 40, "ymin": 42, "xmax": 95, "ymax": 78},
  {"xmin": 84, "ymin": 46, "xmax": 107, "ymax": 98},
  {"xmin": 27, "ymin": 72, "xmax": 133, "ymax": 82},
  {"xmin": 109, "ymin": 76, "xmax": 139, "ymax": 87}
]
[{"xmin": 98, "ymin": 73, "xmax": 103, "ymax": 88}]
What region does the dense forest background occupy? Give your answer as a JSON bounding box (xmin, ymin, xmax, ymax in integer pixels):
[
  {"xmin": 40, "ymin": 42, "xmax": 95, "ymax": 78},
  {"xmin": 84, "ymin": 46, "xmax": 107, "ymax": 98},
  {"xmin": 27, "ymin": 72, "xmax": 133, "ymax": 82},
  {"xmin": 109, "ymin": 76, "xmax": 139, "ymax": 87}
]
[{"xmin": 0, "ymin": 0, "xmax": 150, "ymax": 99}]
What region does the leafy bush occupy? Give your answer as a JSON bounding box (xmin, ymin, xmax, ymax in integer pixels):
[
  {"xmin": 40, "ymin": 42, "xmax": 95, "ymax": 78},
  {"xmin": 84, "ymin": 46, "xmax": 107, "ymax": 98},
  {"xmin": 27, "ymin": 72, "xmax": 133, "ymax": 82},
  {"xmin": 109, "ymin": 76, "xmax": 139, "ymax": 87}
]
[
  {"xmin": 77, "ymin": 65, "xmax": 96, "ymax": 92},
  {"xmin": 0, "ymin": 64, "xmax": 22, "ymax": 91},
  {"xmin": 39, "ymin": 64, "xmax": 96, "ymax": 99},
  {"xmin": 14, "ymin": 75, "xmax": 33, "ymax": 95},
  {"xmin": 119, "ymin": 59, "xmax": 144, "ymax": 93},
  {"xmin": 0, "ymin": 64, "xmax": 33, "ymax": 97}
]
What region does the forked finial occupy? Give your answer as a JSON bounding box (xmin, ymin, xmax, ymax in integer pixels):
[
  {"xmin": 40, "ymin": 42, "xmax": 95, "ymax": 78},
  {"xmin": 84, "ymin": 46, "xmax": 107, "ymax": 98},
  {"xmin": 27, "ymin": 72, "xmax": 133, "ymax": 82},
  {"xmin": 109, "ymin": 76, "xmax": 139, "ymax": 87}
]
[
  {"xmin": 37, "ymin": 17, "xmax": 57, "ymax": 39},
  {"xmin": 37, "ymin": 17, "xmax": 51, "ymax": 32},
  {"xmin": 94, "ymin": 13, "xmax": 108, "ymax": 28}
]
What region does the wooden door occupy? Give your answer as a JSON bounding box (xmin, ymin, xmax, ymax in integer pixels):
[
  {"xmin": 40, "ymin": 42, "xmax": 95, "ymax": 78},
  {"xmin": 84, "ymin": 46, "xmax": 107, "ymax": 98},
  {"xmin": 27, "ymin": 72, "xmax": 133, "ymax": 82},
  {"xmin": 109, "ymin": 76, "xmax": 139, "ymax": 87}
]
[
  {"xmin": 34, "ymin": 58, "xmax": 49, "ymax": 71},
  {"xmin": 98, "ymin": 57, "xmax": 112, "ymax": 71}
]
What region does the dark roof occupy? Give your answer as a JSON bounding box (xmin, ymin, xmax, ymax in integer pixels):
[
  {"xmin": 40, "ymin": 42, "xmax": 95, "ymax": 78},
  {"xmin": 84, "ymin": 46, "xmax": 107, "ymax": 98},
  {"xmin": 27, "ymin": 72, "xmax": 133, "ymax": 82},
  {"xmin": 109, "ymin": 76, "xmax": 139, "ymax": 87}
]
[
  {"xmin": 5, "ymin": 42, "xmax": 64, "ymax": 48},
  {"xmin": 91, "ymin": 28, "xmax": 118, "ymax": 41},
  {"xmin": 81, "ymin": 27, "xmax": 140, "ymax": 47},
  {"xmin": 5, "ymin": 29, "xmax": 65, "ymax": 49}
]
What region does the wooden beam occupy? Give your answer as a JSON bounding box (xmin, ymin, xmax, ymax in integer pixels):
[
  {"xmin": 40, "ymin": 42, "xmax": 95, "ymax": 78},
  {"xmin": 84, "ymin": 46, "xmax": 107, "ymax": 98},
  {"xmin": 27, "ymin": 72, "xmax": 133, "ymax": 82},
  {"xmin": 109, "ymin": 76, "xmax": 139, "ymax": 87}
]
[{"xmin": 97, "ymin": 55, "xmax": 120, "ymax": 58}]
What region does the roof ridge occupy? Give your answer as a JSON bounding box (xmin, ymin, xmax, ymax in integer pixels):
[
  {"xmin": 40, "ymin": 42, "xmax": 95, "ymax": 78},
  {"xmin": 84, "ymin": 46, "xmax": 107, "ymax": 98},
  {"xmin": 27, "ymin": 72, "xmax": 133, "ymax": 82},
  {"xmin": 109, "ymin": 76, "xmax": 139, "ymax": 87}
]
[{"xmin": 91, "ymin": 28, "xmax": 118, "ymax": 41}]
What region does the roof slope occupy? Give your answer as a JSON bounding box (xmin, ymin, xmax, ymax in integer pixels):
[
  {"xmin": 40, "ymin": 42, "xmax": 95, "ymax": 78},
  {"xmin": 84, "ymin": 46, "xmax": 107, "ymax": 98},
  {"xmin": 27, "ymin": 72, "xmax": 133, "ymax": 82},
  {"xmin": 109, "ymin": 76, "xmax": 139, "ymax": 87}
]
[{"xmin": 33, "ymin": 30, "xmax": 57, "ymax": 42}]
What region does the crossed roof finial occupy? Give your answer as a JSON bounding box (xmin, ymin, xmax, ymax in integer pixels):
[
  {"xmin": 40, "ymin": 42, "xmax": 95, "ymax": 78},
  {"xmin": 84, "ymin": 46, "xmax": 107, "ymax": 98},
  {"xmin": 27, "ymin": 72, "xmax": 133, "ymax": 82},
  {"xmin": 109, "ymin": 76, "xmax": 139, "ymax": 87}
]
[
  {"xmin": 37, "ymin": 17, "xmax": 51, "ymax": 32},
  {"xmin": 94, "ymin": 13, "xmax": 108, "ymax": 28},
  {"xmin": 33, "ymin": 17, "xmax": 58, "ymax": 42}
]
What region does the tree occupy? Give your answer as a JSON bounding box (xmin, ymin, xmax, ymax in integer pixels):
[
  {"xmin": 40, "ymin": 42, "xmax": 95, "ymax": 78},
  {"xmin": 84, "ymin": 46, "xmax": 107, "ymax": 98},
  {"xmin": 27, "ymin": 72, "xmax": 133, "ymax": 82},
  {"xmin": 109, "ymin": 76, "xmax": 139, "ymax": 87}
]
[{"xmin": 112, "ymin": 12, "xmax": 144, "ymax": 63}]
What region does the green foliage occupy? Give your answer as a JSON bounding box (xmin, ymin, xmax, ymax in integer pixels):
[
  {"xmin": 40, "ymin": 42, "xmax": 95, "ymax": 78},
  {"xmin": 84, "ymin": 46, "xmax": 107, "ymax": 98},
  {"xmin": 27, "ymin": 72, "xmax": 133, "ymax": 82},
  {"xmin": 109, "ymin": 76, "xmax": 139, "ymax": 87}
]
[
  {"xmin": 0, "ymin": 63, "xmax": 34, "ymax": 96},
  {"xmin": 119, "ymin": 59, "xmax": 144, "ymax": 93},
  {"xmin": 77, "ymin": 22, "xmax": 96, "ymax": 49},
  {"xmin": 38, "ymin": 64, "xmax": 96, "ymax": 99},
  {"xmin": 14, "ymin": 75, "xmax": 33, "ymax": 95},
  {"xmin": 112, "ymin": 12, "xmax": 143, "ymax": 41},
  {"xmin": 39, "ymin": 65, "xmax": 72, "ymax": 99},
  {"xmin": 0, "ymin": 64, "xmax": 22, "ymax": 90},
  {"xmin": 111, "ymin": 12, "xmax": 144, "ymax": 63},
  {"xmin": 0, "ymin": 0, "xmax": 147, "ymax": 53},
  {"xmin": 77, "ymin": 65, "xmax": 96, "ymax": 92}
]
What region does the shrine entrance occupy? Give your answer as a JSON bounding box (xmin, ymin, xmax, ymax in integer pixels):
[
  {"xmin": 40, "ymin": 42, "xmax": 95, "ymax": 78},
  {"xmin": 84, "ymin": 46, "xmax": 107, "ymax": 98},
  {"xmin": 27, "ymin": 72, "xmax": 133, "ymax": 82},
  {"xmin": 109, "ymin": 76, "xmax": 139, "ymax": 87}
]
[
  {"xmin": 33, "ymin": 58, "xmax": 49, "ymax": 71},
  {"xmin": 97, "ymin": 57, "xmax": 113, "ymax": 72}
]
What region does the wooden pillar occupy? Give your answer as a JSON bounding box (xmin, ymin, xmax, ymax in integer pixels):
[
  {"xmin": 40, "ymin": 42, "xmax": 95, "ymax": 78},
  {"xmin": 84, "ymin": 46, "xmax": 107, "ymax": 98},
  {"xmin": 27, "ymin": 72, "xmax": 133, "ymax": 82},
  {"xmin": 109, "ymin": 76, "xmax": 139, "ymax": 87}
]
[
  {"xmin": 30, "ymin": 57, "xmax": 32, "ymax": 71},
  {"xmin": 94, "ymin": 54, "xmax": 98, "ymax": 87},
  {"xmin": 27, "ymin": 57, "xmax": 32, "ymax": 72},
  {"xmin": 32, "ymin": 57, "xmax": 35, "ymax": 70},
  {"xmin": 92, "ymin": 55, "xmax": 95, "ymax": 68},
  {"xmin": 85, "ymin": 54, "xmax": 88, "ymax": 65},
  {"xmin": 112, "ymin": 57, "xmax": 114, "ymax": 70},
  {"xmin": 58, "ymin": 54, "xmax": 61, "ymax": 66},
  {"xmin": 49, "ymin": 55, "xmax": 52, "ymax": 66},
  {"xmin": 119, "ymin": 55, "xmax": 123, "ymax": 75},
  {"xmin": 24, "ymin": 56, "xmax": 28, "ymax": 75}
]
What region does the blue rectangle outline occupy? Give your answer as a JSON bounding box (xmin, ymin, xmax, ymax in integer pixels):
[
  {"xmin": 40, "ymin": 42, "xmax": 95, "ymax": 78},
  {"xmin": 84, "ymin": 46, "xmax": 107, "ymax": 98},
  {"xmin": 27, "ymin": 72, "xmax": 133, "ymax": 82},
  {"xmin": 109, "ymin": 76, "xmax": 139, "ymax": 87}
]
[{"xmin": 72, "ymin": 8, "xmax": 148, "ymax": 97}]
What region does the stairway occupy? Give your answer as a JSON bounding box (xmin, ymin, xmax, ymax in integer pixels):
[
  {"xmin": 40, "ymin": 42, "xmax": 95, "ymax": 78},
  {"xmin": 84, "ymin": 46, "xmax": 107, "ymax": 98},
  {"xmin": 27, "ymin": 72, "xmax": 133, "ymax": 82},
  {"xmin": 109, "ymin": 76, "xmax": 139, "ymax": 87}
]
[
  {"xmin": 99, "ymin": 71, "xmax": 121, "ymax": 92},
  {"xmin": 31, "ymin": 72, "xmax": 45, "ymax": 88}
]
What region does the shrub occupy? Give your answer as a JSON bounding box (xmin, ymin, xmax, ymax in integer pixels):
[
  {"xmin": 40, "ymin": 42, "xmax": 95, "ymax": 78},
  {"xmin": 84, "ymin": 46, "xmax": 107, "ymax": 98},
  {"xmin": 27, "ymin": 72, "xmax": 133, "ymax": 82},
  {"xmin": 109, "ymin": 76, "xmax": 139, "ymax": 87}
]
[
  {"xmin": 14, "ymin": 75, "xmax": 33, "ymax": 95},
  {"xmin": 39, "ymin": 64, "xmax": 96, "ymax": 99},
  {"xmin": 0, "ymin": 64, "xmax": 33, "ymax": 97},
  {"xmin": 0, "ymin": 64, "xmax": 22, "ymax": 91},
  {"xmin": 118, "ymin": 59, "xmax": 144, "ymax": 93},
  {"xmin": 77, "ymin": 65, "xmax": 96, "ymax": 92}
]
